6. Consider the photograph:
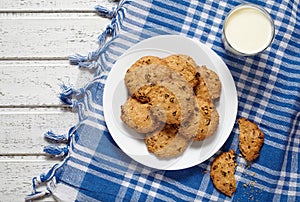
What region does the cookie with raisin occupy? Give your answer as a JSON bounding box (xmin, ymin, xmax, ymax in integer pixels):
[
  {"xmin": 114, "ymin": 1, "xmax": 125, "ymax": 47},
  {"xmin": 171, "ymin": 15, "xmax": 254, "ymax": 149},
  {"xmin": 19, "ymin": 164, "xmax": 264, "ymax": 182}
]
[
  {"xmin": 145, "ymin": 124, "xmax": 190, "ymax": 158},
  {"xmin": 238, "ymin": 117, "xmax": 264, "ymax": 162},
  {"xmin": 210, "ymin": 150, "xmax": 237, "ymax": 197},
  {"xmin": 120, "ymin": 97, "xmax": 161, "ymax": 134}
]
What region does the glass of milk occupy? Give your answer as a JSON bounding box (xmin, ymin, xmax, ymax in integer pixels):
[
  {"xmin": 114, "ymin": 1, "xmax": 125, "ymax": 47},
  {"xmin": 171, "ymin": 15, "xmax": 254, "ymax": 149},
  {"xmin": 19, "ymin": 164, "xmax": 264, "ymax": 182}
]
[{"xmin": 222, "ymin": 3, "xmax": 275, "ymax": 56}]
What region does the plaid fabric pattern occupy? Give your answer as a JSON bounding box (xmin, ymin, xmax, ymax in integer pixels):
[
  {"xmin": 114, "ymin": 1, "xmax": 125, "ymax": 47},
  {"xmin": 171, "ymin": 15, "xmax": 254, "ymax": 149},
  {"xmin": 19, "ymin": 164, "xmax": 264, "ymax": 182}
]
[{"xmin": 31, "ymin": 0, "xmax": 299, "ymax": 201}]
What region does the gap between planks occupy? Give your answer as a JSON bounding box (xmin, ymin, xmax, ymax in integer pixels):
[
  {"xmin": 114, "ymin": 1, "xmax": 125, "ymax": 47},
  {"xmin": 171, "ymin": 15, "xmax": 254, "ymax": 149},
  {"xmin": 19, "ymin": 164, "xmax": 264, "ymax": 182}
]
[
  {"xmin": 0, "ymin": 56, "xmax": 68, "ymax": 61},
  {"xmin": 0, "ymin": 154, "xmax": 63, "ymax": 162},
  {"xmin": 0, "ymin": 0, "xmax": 117, "ymax": 13},
  {"xmin": 0, "ymin": 105, "xmax": 72, "ymax": 110},
  {"xmin": 0, "ymin": 10, "xmax": 98, "ymax": 14}
]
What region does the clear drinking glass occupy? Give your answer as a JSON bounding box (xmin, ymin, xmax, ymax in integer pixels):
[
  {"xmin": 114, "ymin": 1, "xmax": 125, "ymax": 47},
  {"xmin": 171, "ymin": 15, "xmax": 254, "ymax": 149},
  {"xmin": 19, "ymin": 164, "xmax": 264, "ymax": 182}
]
[{"xmin": 222, "ymin": 3, "xmax": 275, "ymax": 56}]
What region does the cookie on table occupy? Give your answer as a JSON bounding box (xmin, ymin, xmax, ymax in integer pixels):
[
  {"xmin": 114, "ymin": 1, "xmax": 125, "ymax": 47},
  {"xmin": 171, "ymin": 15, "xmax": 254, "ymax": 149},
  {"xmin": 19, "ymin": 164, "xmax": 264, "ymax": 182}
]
[
  {"xmin": 238, "ymin": 117, "xmax": 264, "ymax": 162},
  {"xmin": 145, "ymin": 124, "xmax": 190, "ymax": 158},
  {"xmin": 120, "ymin": 97, "xmax": 161, "ymax": 134},
  {"xmin": 197, "ymin": 65, "xmax": 221, "ymax": 101},
  {"xmin": 163, "ymin": 54, "xmax": 199, "ymax": 88},
  {"xmin": 210, "ymin": 150, "xmax": 237, "ymax": 197}
]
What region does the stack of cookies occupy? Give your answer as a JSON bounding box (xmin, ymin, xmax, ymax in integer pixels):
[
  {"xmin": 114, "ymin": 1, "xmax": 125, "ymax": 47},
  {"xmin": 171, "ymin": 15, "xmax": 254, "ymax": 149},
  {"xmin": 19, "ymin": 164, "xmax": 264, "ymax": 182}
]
[{"xmin": 120, "ymin": 54, "xmax": 221, "ymax": 158}]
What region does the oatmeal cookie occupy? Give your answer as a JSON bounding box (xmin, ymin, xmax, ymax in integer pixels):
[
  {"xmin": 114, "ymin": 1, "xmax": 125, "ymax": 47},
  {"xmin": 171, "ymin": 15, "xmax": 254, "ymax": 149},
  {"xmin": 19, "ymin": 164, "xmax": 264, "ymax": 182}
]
[
  {"xmin": 210, "ymin": 150, "xmax": 237, "ymax": 197},
  {"xmin": 145, "ymin": 124, "xmax": 190, "ymax": 158},
  {"xmin": 125, "ymin": 58, "xmax": 169, "ymax": 96},
  {"xmin": 120, "ymin": 97, "xmax": 161, "ymax": 134},
  {"xmin": 163, "ymin": 54, "xmax": 199, "ymax": 87},
  {"xmin": 197, "ymin": 65, "xmax": 221, "ymax": 100},
  {"xmin": 125, "ymin": 64, "xmax": 196, "ymax": 124},
  {"xmin": 193, "ymin": 98, "xmax": 219, "ymax": 141},
  {"xmin": 238, "ymin": 117, "xmax": 264, "ymax": 162},
  {"xmin": 193, "ymin": 74, "xmax": 211, "ymax": 101}
]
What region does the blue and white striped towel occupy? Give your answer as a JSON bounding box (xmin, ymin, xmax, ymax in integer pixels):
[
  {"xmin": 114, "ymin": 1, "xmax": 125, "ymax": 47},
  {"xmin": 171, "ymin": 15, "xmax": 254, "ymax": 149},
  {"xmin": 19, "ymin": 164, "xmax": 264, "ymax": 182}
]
[{"xmin": 27, "ymin": 0, "xmax": 300, "ymax": 201}]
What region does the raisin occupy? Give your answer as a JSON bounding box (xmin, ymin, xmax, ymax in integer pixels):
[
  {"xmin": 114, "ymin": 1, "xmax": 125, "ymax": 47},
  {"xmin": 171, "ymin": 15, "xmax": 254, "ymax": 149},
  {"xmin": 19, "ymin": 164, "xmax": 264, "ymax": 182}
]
[
  {"xmin": 145, "ymin": 73, "xmax": 151, "ymax": 82},
  {"xmin": 205, "ymin": 119, "xmax": 211, "ymax": 126},
  {"xmin": 222, "ymin": 171, "xmax": 227, "ymax": 177}
]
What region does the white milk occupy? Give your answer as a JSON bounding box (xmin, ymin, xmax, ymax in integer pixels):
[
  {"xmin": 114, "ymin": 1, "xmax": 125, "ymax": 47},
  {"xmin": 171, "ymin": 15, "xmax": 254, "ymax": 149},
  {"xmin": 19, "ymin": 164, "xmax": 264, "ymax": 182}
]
[{"xmin": 223, "ymin": 4, "xmax": 274, "ymax": 55}]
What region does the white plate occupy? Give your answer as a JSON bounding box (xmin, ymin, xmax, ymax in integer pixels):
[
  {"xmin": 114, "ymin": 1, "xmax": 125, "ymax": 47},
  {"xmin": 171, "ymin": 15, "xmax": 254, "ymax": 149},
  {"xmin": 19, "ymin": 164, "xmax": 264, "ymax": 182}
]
[{"xmin": 103, "ymin": 35, "xmax": 238, "ymax": 170}]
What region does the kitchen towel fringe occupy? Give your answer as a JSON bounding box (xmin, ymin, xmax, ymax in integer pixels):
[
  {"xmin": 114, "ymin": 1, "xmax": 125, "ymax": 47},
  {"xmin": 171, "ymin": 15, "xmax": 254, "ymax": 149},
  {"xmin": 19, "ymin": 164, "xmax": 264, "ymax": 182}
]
[
  {"xmin": 59, "ymin": 84, "xmax": 85, "ymax": 109},
  {"xmin": 68, "ymin": 0, "xmax": 129, "ymax": 71},
  {"xmin": 26, "ymin": 1, "xmax": 128, "ymax": 201},
  {"xmin": 25, "ymin": 164, "xmax": 60, "ymax": 201},
  {"xmin": 44, "ymin": 126, "xmax": 75, "ymax": 143},
  {"xmin": 43, "ymin": 145, "xmax": 69, "ymax": 157},
  {"xmin": 94, "ymin": 5, "xmax": 117, "ymax": 18},
  {"xmin": 26, "ymin": 126, "xmax": 79, "ymax": 200},
  {"xmin": 25, "ymin": 189, "xmax": 51, "ymax": 202},
  {"xmin": 95, "ymin": 0, "xmax": 131, "ymax": 19},
  {"xmin": 44, "ymin": 131, "xmax": 68, "ymax": 143}
]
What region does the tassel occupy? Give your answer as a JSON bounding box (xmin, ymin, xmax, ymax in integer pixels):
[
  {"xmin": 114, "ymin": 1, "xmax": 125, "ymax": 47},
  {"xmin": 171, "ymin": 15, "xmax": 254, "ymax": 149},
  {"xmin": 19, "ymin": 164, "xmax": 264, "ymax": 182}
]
[
  {"xmin": 98, "ymin": 19, "xmax": 117, "ymax": 44},
  {"xmin": 69, "ymin": 53, "xmax": 100, "ymax": 70},
  {"xmin": 69, "ymin": 0, "xmax": 130, "ymax": 72},
  {"xmin": 26, "ymin": 164, "xmax": 59, "ymax": 201},
  {"xmin": 98, "ymin": 26, "xmax": 112, "ymax": 45},
  {"xmin": 59, "ymin": 84, "xmax": 83, "ymax": 108},
  {"xmin": 40, "ymin": 164, "xmax": 60, "ymax": 182},
  {"xmin": 59, "ymin": 84, "xmax": 74, "ymax": 97},
  {"xmin": 78, "ymin": 60, "xmax": 100, "ymax": 70},
  {"xmin": 68, "ymin": 53, "xmax": 87, "ymax": 65},
  {"xmin": 59, "ymin": 85, "xmax": 73, "ymax": 106},
  {"xmin": 70, "ymin": 1, "xmax": 129, "ymax": 70},
  {"xmin": 43, "ymin": 145, "xmax": 68, "ymax": 157},
  {"xmin": 95, "ymin": 5, "xmax": 117, "ymax": 18},
  {"xmin": 60, "ymin": 84, "xmax": 84, "ymax": 97},
  {"xmin": 25, "ymin": 190, "xmax": 50, "ymax": 201},
  {"xmin": 69, "ymin": 49, "xmax": 100, "ymax": 65},
  {"xmin": 44, "ymin": 131, "xmax": 68, "ymax": 143},
  {"xmin": 95, "ymin": 0, "xmax": 132, "ymax": 18}
]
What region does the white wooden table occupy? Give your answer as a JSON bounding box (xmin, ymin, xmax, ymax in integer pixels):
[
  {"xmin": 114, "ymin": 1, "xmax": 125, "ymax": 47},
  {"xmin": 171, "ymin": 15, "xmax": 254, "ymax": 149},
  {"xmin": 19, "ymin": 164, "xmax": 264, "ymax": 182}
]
[{"xmin": 0, "ymin": 0, "xmax": 117, "ymax": 201}]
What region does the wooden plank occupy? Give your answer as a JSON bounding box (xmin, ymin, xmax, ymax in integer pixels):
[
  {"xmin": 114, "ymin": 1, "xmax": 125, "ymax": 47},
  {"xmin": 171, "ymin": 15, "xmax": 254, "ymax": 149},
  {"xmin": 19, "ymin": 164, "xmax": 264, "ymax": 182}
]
[
  {"xmin": 0, "ymin": 0, "xmax": 116, "ymax": 12},
  {"xmin": 0, "ymin": 60, "xmax": 94, "ymax": 106},
  {"xmin": 0, "ymin": 13, "xmax": 111, "ymax": 59},
  {"xmin": 0, "ymin": 108, "xmax": 78, "ymax": 155},
  {"xmin": 0, "ymin": 156, "xmax": 60, "ymax": 201}
]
